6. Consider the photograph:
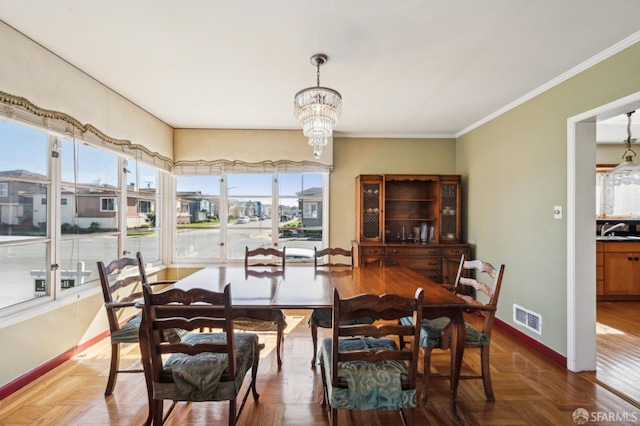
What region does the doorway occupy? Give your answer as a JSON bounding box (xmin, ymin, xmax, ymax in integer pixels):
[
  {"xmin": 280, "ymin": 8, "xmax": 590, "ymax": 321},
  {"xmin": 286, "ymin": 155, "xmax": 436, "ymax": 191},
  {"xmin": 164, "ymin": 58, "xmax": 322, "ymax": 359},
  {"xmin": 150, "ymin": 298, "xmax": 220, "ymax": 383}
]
[{"xmin": 568, "ymin": 91, "xmax": 640, "ymax": 400}]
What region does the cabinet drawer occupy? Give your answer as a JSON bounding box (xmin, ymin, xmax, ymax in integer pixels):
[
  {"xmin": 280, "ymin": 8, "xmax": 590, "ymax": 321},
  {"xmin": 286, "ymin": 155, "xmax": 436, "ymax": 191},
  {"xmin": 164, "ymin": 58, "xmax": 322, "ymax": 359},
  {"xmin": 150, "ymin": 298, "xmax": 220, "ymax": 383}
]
[
  {"xmin": 387, "ymin": 246, "xmax": 441, "ymax": 256},
  {"xmin": 443, "ymin": 247, "xmax": 467, "ymax": 257},
  {"xmin": 361, "ymin": 257, "xmax": 383, "ymax": 267},
  {"xmin": 361, "ymin": 246, "xmax": 385, "ymax": 256},
  {"xmin": 603, "ymin": 242, "xmax": 640, "ymax": 252},
  {"xmin": 386, "ymin": 256, "xmax": 442, "ymax": 270}
]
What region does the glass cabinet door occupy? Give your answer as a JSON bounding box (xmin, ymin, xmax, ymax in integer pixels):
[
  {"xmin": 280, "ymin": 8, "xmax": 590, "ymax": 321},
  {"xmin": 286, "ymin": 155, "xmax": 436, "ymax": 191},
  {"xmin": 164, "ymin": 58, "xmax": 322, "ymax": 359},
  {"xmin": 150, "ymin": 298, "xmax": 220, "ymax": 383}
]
[
  {"xmin": 439, "ymin": 178, "xmax": 461, "ymax": 242},
  {"xmin": 357, "ymin": 175, "xmax": 383, "ymax": 242}
]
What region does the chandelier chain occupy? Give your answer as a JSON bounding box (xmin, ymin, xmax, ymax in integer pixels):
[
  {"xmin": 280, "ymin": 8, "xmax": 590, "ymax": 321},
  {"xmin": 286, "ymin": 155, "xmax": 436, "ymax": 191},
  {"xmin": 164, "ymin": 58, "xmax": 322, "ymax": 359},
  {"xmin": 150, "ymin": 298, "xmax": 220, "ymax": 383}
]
[{"xmin": 623, "ymin": 111, "xmax": 636, "ymax": 160}]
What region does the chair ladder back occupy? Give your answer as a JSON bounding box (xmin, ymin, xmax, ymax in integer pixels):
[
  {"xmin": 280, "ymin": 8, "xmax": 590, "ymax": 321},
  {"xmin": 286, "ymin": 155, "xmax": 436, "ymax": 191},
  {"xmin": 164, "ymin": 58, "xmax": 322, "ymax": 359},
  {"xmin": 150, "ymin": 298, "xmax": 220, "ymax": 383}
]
[
  {"xmin": 314, "ymin": 247, "xmax": 353, "ymax": 268},
  {"xmin": 136, "ymin": 252, "xmax": 149, "ymax": 284},
  {"xmin": 245, "ymin": 246, "xmax": 286, "ymax": 269},
  {"xmin": 330, "ymin": 288, "xmax": 424, "ymax": 388},
  {"xmin": 143, "ymin": 284, "xmax": 238, "ymax": 379},
  {"xmin": 456, "ymin": 259, "xmax": 505, "ymax": 335},
  {"xmin": 97, "ymin": 256, "xmax": 144, "ymax": 330}
]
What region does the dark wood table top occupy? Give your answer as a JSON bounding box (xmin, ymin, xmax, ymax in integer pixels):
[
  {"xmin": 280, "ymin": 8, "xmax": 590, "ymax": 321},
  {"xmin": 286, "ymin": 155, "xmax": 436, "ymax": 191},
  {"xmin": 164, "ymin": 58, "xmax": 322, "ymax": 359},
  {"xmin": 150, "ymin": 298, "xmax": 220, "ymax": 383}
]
[{"xmin": 173, "ymin": 265, "xmax": 467, "ymax": 310}]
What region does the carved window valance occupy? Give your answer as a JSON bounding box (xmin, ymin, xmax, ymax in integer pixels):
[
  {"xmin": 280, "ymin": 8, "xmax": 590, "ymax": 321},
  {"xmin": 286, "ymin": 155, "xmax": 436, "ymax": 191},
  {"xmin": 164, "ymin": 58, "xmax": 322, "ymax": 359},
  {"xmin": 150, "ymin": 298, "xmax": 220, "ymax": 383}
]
[{"xmin": 0, "ymin": 90, "xmax": 333, "ymax": 174}]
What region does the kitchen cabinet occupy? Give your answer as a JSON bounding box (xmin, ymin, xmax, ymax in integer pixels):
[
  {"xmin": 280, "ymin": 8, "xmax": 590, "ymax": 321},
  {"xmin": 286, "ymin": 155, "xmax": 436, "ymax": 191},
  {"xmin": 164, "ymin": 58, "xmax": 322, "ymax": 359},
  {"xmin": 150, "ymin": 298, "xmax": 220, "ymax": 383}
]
[
  {"xmin": 354, "ymin": 174, "xmax": 469, "ymax": 284},
  {"xmin": 600, "ymin": 241, "xmax": 640, "ymax": 300}
]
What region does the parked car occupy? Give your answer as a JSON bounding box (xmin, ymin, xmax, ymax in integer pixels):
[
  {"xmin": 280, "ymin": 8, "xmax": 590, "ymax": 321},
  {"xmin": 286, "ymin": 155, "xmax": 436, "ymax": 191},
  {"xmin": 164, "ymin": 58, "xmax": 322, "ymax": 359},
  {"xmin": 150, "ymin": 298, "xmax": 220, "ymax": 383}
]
[
  {"xmin": 250, "ymin": 216, "xmax": 258, "ymax": 222},
  {"xmin": 236, "ymin": 216, "xmax": 249, "ymax": 224},
  {"xmin": 285, "ymin": 247, "xmax": 314, "ymax": 259}
]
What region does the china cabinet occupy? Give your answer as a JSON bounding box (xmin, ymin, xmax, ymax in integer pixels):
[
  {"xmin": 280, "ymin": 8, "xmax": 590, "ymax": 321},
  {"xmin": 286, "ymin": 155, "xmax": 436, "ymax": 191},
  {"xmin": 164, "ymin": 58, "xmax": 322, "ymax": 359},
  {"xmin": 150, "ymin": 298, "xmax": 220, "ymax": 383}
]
[{"xmin": 353, "ymin": 174, "xmax": 469, "ymax": 284}]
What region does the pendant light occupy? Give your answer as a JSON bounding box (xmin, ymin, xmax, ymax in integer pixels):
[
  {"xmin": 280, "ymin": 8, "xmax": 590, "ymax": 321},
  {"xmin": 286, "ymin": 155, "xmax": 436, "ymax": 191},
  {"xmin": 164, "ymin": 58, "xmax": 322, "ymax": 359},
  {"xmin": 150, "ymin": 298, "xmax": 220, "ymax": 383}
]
[
  {"xmin": 293, "ymin": 54, "xmax": 342, "ymax": 159},
  {"xmin": 608, "ymin": 111, "xmax": 640, "ymax": 175}
]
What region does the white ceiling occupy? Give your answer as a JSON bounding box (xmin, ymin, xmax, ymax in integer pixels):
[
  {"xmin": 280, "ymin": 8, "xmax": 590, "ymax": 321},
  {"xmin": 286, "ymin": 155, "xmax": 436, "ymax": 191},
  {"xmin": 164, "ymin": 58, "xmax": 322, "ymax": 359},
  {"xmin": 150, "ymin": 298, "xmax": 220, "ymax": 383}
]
[{"xmin": 0, "ymin": 0, "xmax": 639, "ymax": 139}]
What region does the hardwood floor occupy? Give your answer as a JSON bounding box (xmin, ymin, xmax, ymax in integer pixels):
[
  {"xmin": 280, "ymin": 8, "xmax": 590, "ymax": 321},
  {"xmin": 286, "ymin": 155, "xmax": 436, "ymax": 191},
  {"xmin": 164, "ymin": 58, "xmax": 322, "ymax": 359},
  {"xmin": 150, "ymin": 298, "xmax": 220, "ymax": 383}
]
[
  {"xmin": 590, "ymin": 301, "xmax": 640, "ymax": 406},
  {"xmin": 1, "ymin": 309, "xmax": 639, "ymax": 425}
]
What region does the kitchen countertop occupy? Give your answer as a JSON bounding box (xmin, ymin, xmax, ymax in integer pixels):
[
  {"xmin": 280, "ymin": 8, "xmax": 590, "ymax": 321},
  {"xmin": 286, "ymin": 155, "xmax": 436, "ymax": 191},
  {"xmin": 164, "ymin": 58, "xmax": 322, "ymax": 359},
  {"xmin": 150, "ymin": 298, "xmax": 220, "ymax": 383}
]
[{"xmin": 596, "ymin": 236, "xmax": 640, "ymax": 241}]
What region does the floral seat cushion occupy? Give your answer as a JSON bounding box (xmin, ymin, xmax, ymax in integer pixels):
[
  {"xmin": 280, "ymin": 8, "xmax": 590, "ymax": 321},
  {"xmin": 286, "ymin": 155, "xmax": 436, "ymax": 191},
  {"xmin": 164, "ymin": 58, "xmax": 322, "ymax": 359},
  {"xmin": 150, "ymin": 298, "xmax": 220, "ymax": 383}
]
[
  {"xmin": 400, "ymin": 316, "xmax": 490, "ymax": 347},
  {"xmin": 153, "ymin": 332, "xmax": 259, "ymax": 402},
  {"xmin": 319, "ymin": 337, "xmax": 416, "ymax": 410}
]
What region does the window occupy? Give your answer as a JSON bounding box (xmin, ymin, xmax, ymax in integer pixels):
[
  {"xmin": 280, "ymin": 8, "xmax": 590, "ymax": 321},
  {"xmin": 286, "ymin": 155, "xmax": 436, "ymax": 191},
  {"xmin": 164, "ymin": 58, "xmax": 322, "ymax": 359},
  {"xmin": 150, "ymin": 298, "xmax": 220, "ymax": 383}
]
[
  {"xmin": 100, "ymin": 197, "xmax": 117, "ymax": 212},
  {"xmin": 138, "ymin": 200, "xmax": 152, "ymax": 213},
  {"xmin": 303, "ymin": 202, "xmax": 318, "ymax": 218},
  {"xmin": 175, "ymin": 175, "xmax": 221, "ymax": 261},
  {"xmin": 596, "ymin": 166, "xmax": 640, "ymax": 218},
  {"xmin": 60, "ymin": 138, "xmax": 121, "ymax": 291},
  {"xmin": 174, "ymin": 172, "xmax": 327, "ymax": 264},
  {"xmin": 0, "ymin": 114, "xmax": 166, "ymax": 315},
  {"xmin": 0, "ymin": 120, "xmax": 49, "ymax": 309},
  {"xmin": 125, "ymin": 159, "xmax": 163, "ymax": 263}
]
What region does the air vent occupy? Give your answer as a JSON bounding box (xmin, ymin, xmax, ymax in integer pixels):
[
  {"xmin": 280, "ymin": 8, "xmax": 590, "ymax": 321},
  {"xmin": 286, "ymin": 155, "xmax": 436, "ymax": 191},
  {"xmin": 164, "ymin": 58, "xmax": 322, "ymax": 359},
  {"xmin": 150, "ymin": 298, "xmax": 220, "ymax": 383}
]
[{"xmin": 513, "ymin": 304, "xmax": 543, "ymax": 334}]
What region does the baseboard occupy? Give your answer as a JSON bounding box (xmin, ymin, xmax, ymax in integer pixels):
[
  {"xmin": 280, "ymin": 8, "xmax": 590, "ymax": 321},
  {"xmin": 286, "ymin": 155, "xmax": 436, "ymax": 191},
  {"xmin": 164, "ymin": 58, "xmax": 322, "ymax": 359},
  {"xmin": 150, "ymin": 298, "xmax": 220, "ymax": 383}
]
[
  {"xmin": 494, "ymin": 317, "xmax": 567, "ymax": 367},
  {"xmin": 0, "ymin": 329, "xmax": 109, "ymax": 400}
]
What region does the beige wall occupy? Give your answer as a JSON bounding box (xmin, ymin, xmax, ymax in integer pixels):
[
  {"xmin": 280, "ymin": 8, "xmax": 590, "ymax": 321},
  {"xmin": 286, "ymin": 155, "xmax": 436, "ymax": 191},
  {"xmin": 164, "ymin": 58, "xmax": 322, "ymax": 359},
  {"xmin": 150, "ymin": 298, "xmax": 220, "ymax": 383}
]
[
  {"xmin": 456, "ymin": 42, "xmax": 640, "ymax": 355},
  {"xmin": 597, "ymin": 144, "xmax": 628, "ymax": 165},
  {"xmin": 0, "ymin": 21, "xmax": 173, "ymax": 159}
]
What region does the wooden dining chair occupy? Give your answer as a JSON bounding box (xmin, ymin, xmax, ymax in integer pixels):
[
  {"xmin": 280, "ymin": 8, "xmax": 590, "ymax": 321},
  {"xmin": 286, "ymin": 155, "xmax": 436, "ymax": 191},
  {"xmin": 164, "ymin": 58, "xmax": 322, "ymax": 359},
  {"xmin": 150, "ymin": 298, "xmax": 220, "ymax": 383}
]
[
  {"xmin": 140, "ymin": 283, "xmax": 261, "ymax": 426},
  {"xmin": 244, "ymin": 246, "xmax": 286, "ymax": 268},
  {"xmin": 239, "ymin": 246, "xmax": 287, "ymax": 369},
  {"xmin": 319, "ymin": 288, "xmax": 424, "ymax": 426},
  {"xmin": 309, "ymin": 247, "xmax": 373, "ymax": 367},
  {"xmin": 313, "ymin": 246, "xmax": 353, "ymax": 268},
  {"xmin": 96, "ymin": 252, "xmax": 180, "ymax": 396},
  {"xmin": 402, "ymin": 254, "xmax": 505, "ymax": 404}
]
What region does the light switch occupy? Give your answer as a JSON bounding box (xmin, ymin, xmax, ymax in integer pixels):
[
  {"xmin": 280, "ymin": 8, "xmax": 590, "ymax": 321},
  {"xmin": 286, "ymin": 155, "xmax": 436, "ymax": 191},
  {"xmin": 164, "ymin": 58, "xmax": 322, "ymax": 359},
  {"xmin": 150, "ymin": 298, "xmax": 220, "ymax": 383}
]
[{"xmin": 553, "ymin": 205, "xmax": 562, "ymax": 219}]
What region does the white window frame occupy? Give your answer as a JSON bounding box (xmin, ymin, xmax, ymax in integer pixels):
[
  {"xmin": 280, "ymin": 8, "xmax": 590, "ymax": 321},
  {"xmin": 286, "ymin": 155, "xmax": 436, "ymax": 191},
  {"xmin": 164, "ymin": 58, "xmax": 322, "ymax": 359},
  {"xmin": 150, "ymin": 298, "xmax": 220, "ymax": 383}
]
[
  {"xmin": 0, "ymin": 182, "xmax": 8, "ymax": 197},
  {"xmin": 138, "ymin": 200, "xmax": 152, "ymax": 214},
  {"xmin": 303, "ymin": 202, "xmax": 318, "ymax": 218},
  {"xmin": 100, "ymin": 197, "xmax": 117, "ymax": 212}
]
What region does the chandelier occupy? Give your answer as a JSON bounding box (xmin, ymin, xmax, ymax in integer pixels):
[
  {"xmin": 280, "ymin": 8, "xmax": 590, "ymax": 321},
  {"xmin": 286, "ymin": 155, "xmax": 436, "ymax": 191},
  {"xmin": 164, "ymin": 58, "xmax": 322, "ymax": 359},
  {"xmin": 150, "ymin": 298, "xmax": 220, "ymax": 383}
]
[
  {"xmin": 608, "ymin": 111, "xmax": 640, "ymax": 175},
  {"xmin": 293, "ymin": 54, "xmax": 342, "ymax": 159}
]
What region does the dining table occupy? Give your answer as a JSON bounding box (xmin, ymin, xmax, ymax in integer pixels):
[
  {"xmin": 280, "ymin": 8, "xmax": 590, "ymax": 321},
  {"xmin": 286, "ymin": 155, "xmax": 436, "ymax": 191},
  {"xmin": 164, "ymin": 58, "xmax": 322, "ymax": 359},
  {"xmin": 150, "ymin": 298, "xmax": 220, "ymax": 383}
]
[{"xmin": 138, "ymin": 265, "xmax": 468, "ymax": 425}]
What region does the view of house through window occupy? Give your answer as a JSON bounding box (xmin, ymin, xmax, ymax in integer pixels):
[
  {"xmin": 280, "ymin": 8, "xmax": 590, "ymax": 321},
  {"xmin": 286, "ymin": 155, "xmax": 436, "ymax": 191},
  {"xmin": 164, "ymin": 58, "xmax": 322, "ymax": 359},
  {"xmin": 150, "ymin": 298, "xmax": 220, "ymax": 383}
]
[
  {"xmin": 0, "ymin": 118, "xmax": 165, "ymax": 312},
  {"xmin": 59, "ymin": 137, "xmax": 120, "ymax": 293},
  {"xmin": 175, "ymin": 172, "xmax": 326, "ymax": 263},
  {"xmin": 0, "ymin": 117, "xmax": 325, "ymax": 313},
  {"xmin": 0, "ymin": 120, "xmax": 49, "ymax": 309},
  {"xmin": 125, "ymin": 159, "xmax": 162, "ymax": 263}
]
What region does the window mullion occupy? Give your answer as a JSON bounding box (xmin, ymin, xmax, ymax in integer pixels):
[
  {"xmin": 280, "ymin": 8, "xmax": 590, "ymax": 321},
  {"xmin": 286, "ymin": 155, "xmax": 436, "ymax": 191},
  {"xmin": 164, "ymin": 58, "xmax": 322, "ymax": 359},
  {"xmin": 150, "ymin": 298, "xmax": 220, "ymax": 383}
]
[
  {"xmin": 272, "ymin": 173, "xmax": 279, "ymax": 247},
  {"xmin": 119, "ymin": 158, "xmax": 128, "ymax": 256},
  {"xmin": 49, "ymin": 134, "xmax": 61, "ymax": 298}
]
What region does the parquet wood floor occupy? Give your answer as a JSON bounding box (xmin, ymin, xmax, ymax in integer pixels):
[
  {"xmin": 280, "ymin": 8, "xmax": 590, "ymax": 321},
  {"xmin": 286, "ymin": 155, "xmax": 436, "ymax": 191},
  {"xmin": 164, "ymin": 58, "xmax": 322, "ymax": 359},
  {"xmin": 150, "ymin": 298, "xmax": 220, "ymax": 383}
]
[{"xmin": 0, "ymin": 307, "xmax": 638, "ymax": 425}]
